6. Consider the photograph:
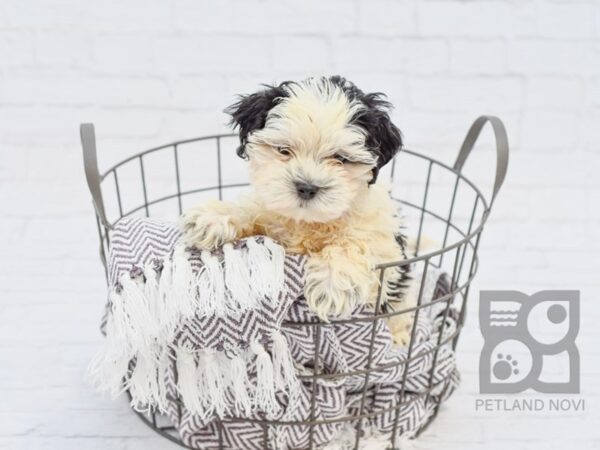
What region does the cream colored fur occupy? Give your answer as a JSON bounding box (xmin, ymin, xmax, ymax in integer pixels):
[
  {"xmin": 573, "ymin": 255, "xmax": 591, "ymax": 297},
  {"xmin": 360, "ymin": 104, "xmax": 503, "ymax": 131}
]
[{"xmin": 182, "ymin": 78, "xmax": 413, "ymax": 344}]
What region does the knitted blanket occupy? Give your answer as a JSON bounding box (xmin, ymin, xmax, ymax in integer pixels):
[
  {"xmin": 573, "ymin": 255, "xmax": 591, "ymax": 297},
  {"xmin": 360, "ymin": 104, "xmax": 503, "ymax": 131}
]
[{"xmin": 89, "ymin": 218, "xmax": 459, "ymax": 450}]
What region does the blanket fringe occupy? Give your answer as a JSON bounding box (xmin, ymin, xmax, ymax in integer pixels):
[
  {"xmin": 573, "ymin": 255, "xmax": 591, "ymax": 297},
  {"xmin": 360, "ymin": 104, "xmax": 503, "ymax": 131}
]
[
  {"xmin": 176, "ymin": 349, "xmax": 206, "ymax": 417},
  {"xmin": 173, "ymin": 340, "xmax": 300, "ymax": 419},
  {"xmin": 200, "ymin": 250, "xmax": 227, "ymax": 315},
  {"xmin": 86, "ymin": 307, "xmax": 132, "ymax": 398},
  {"xmin": 246, "ymin": 237, "xmax": 284, "ymax": 302},
  {"xmin": 251, "ymin": 340, "xmax": 280, "ymax": 416},
  {"xmin": 119, "ymin": 274, "xmax": 159, "ymax": 348},
  {"xmin": 171, "ymin": 245, "xmax": 198, "ymax": 317},
  {"xmin": 199, "ymin": 352, "xmax": 228, "ymax": 417},
  {"xmin": 229, "ymin": 353, "xmax": 253, "ymax": 416},
  {"xmin": 195, "ymin": 265, "xmax": 220, "ymax": 315},
  {"xmin": 271, "ymin": 331, "xmax": 299, "ymax": 394},
  {"xmin": 223, "ymin": 243, "xmax": 254, "ymax": 308},
  {"xmin": 128, "ymin": 351, "xmax": 169, "ymax": 413},
  {"xmin": 90, "ymin": 238, "xmax": 292, "ymax": 417},
  {"xmin": 157, "ymin": 258, "xmax": 178, "ymax": 330},
  {"xmin": 263, "ymin": 238, "xmax": 285, "ymax": 301}
]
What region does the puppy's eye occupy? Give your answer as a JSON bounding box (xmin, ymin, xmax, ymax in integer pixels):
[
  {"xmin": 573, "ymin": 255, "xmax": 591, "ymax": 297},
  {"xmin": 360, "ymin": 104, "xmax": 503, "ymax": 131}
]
[
  {"xmin": 333, "ymin": 154, "xmax": 350, "ymax": 164},
  {"xmin": 277, "ymin": 146, "xmax": 292, "ymax": 156}
]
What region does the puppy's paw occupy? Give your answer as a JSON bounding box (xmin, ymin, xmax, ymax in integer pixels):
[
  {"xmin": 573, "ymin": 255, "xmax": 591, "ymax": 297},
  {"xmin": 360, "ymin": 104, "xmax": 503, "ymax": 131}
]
[
  {"xmin": 304, "ymin": 257, "xmax": 373, "ymax": 321},
  {"xmin": 387, "ymin": 312, "xmax": 415, "ymax": 347},
  {"xmin": 180, "ymin": 200, "xmax": 239, "ymax": 250}
]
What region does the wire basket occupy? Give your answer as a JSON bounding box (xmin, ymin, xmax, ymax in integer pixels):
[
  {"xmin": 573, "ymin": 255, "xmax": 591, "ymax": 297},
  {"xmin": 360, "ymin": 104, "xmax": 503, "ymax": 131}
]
[{"xmin": 81, "ymin": 116, "xmax": 508, "ymax": 449}]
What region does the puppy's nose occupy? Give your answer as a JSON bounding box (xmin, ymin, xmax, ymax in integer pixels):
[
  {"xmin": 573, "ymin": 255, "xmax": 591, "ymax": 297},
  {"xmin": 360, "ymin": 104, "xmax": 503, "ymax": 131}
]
[{"xmin": 295, "ymin": 182, "xmax": 320, "ymax": 200}]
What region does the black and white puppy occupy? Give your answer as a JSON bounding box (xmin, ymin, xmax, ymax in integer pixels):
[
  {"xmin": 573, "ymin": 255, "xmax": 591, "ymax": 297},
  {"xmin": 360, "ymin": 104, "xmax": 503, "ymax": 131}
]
[{"xmin": 182, "ymin": 76, "xmax": 412, "ymax": 344}]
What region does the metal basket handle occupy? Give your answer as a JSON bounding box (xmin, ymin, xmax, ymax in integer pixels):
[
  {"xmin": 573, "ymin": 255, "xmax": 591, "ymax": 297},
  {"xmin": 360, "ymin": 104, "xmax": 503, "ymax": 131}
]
[
  {"xmin": 453, "ymin": 115, "xmax": 509, "ymax": 207},
  {"xmin": 80, "ymin": 123, "xmax": 112, "ymax": 230}
]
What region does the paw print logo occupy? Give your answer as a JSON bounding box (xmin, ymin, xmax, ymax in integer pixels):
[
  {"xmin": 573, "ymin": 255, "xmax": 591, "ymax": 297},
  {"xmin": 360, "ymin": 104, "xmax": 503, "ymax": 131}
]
[
  {"xmin": 493, "ymin": 353, "xmax": 519, "ymax": 380},
  {"xmin": 479, "ymin": 290, "xmax": 579, "ymax": 394}
]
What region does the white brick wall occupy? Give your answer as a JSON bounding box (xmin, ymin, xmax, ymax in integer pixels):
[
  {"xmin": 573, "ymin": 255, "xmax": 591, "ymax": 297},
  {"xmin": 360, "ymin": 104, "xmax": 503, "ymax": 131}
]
[{"xmin": 1, "ymin": 0, "xmax": 599, "ymax": 449}]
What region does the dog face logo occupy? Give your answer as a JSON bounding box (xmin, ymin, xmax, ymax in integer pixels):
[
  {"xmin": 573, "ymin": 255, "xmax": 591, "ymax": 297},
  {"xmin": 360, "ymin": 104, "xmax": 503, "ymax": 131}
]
[
  {"xmin": 225, "ymin": 76, "xmax": 402, "ymax": 223},
  {"xmin": 479, "ymin": 290, "xmax": 580, "ymax": 394}
]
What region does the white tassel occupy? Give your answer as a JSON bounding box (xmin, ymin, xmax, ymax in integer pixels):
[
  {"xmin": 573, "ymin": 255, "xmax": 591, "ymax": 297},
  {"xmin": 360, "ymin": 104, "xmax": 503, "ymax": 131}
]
[
  {"xmin": 194, "ymin": 265, "xmax": 220, "ymax": 316},
  {"xmin": 171, "ymin": 245, "xmax": 197, "ymax": 317},
  {"xmin": 157, "ymin": 258, "xmax": 177, "ymax": 326},
  {"xmin": 199, "ymin": 352, "xmax": 229, "ymax": 416},
  {"xmin": 251, "ymin": 340, "xmax": 280, "ymax": 416},
  {"xmin": 262, "ymin": 238, "xmax": 286, "ymax": 302},
  {"xmin": 107, "ymin": 289, "xmax": 132, "ymax": 345},
  {"xmin": 143, "ymin": 262, "xmax": 174, "ymax": 348},
  {"xmin": 195, "ymin": 355, "xmax": 214, "ymax": 419},
  {"xmin": 155, "ymin": 348, "xmax": 170, "ymax": 413},
  {"xmin": 176, "ymin": 349, "xmax": 205, "ymax": 416},
  {"xmin": 121, "ymin": 270, "xmax": 164, "ymax": 367},
  {"xmin": 245, "ymin": 237, "xmax": 276, "ymax": 302},
  {"xmin": 131, "ymin": 348, "xmax": 170, "ymax": 413},
  {"xmin": 200, "ymin": 250, "xmax": 228, "ymax": 314},
  {"xmin": 228, "ymin": 353, "xmax": 253, "ymax": 416},
  {"xmin": 223, "ymin": 243, "xmax": 253, "ymax": 309},
  {"xmin": 86, "ymin": 309, "xmax": 132, "ymax": 398},
  {"xmin": 271, "ymin": 331, "xmax": 298, "ymax": 390},
  {"xmin": 119, "ymin": 274, "xmax": 157, "ymax": 348},
  {"xmin": 143, "ymin": 262, "xmax": 160, "ymax": 318},
  {"xmin": 128, "ymin": 353, "xmax": 161, "ymax": 412}
]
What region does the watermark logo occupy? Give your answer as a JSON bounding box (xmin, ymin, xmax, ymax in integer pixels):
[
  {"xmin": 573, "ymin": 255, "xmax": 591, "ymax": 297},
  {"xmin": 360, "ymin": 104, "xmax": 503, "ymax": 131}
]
[{"xmin": 479, "ymin": 290, "xmax": 580, "ymax": 394}]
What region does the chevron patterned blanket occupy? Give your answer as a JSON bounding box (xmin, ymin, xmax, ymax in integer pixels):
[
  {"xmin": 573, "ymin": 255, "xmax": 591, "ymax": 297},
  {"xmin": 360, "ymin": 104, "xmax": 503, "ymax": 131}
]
[{"xmin": 89, "ymin": 218, "xmax": 459, "ymax": 450}]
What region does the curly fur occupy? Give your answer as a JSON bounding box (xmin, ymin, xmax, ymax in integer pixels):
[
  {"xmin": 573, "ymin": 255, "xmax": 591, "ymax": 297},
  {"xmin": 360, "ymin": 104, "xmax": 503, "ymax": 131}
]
[{"xmin": 182, "ymin": 76, "xmax": 413, "ymax": 344}]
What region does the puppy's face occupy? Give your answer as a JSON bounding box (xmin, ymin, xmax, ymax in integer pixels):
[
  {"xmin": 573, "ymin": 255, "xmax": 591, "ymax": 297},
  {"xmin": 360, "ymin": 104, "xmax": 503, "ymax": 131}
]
[
  {"xmin": 226, "ymin": 77, "xmax": 402, "ymax": 223},
  {"xmin": 245, "ymin": 81, "xmax": 376, "ymax": 222}
]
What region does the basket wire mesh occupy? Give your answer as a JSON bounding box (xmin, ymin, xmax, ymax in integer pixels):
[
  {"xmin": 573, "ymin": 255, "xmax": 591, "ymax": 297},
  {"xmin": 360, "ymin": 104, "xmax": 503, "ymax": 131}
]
[{"xmin": 81, "ymin": 116, "xmax": 508, "ymax": 450}]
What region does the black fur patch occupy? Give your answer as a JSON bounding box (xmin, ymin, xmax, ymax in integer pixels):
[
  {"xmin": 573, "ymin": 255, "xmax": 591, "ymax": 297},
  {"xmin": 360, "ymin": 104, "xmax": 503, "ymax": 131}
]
[
  {"xmin": 328, "ymin": 75, "xmax": 403, "ymax": 184},
  {"xmin": 225, "ymin": 76, "xmax": 403, "ymax": 183},
  {"xmin": 224, "ymin": 82, "xmax": 291, "ymax": 159}
]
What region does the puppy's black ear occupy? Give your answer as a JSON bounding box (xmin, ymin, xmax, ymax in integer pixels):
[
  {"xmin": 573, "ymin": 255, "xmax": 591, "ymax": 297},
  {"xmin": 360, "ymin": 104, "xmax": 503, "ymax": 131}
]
[
  {"xmin": 224, "ymin": 83, "xmax": 289, "ymax": 159},
  {"xmin": 356, "ymin": 93, "xmax": 403, "ymax": 184}
]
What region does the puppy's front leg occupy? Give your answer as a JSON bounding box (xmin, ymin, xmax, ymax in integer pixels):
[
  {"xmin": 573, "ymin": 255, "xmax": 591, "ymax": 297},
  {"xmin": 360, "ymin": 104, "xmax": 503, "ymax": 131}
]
[
  {"xmin": 180, "ymin": 199, "xmax": 256, "ymax": 250},
  {"xmin": 304, "ymin": 245, "xmax": 377, "ymax": 320}
]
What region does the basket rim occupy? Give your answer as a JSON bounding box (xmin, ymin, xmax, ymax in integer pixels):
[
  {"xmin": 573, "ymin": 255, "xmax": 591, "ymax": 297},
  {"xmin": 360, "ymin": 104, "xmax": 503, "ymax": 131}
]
[
  {"xmin": 82, "ymin": 117, "xmax": 508, "ymax": 450},
  {"xmin": 97, "ymin": 133, "xmax": 490, "ymax": 271}
]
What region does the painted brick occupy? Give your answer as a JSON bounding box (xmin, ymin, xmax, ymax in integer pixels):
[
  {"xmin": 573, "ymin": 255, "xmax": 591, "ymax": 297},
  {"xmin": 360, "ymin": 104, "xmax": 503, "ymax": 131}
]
[
  {"xmin": 407, "ymin": 76, "xmax": 523, "ymax": 112},
  {"xmin": 356, "ymin": 0, "xmax": 417, "ymax": 36},
  {"xmin": 417, "ymin": 1, "xmax": 536, "ymax": 38},
  {"xmin": 508, "ymin": 39, "xmax": 598, "ymax": 75},
  {"xmin": 538, "ymin": 2, "xmax": 595, "ymax": 39},
  {"xmin": 2, "ymin": 1, "xmax": 600, "ymax": 449},
  {"xmin": 449, "ymin": 40, "xmax": 507, "ymax": 75},
  {"xmin": 272, "ymin": 36, "xmax": 330, "ymax": 73},
  {"xmin": 0, "ymin": 31, "xmax": 35, "ymax": 67}
]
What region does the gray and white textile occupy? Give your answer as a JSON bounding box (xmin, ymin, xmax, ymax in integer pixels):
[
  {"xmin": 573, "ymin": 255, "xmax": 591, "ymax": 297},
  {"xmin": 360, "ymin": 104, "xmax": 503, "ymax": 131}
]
[{"xmin": 89, "ymin": 217, "xmax": 460, "ymax": 450}]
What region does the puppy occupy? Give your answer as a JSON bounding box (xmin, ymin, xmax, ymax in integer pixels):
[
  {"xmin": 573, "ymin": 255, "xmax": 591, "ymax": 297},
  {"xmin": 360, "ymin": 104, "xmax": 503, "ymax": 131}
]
[{"xmin": 182, "ymin": 76, "xmax": 413, "ymax": 345}]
